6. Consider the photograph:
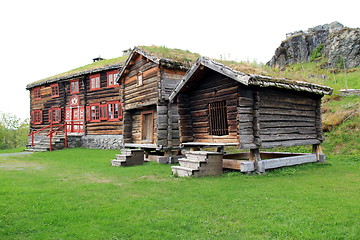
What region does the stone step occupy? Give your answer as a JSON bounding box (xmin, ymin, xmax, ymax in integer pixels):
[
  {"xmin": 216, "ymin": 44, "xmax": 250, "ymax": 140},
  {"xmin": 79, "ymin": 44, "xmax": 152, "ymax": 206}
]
[
  {"xmin": 115, "ymin": 154, "xmax": 131, "ymax": 161},
  {"xmin": 171, "ymin": 166, "xmax": 199, "ymax": 177},
  {"xmin": 178, "ymin": 158, "xmax": 205, "ymax": 169},
  {"xmin": 110, "ymin": 159, "xmax": 127, "ymax": 167}
]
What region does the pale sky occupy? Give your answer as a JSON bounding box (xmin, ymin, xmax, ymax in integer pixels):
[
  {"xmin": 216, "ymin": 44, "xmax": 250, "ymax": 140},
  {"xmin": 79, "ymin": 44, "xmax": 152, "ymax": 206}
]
[{"xmin": 0, "ymin": 0, "xmax": 358, "ymax": 120}]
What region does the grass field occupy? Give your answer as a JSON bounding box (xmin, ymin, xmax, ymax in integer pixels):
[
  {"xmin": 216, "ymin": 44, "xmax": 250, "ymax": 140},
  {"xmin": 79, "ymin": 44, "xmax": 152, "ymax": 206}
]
[{"xmin": 1, "ymin": 148, "xmax": 359, "ymax": 239}]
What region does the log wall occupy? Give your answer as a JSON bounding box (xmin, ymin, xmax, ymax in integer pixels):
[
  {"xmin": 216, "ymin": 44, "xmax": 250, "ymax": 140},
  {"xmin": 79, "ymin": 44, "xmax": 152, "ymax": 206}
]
[
  {"xmin": 30, "ymin": 82, "xmax": 66, "ymax": 131},
  {"xmin": 178, "ymin": 71, "xmax": 239, "ymax": 143},
  {"xmin": 123, "ymin": 54, "xmax": 159, "ymax": 110},
  {"xmin": 84, "ymin": 71, "xmax": 122, "ymax": 135},
  {"xmin": 257, "ymin": 88, "xmax": 322, "ymax": 148}
]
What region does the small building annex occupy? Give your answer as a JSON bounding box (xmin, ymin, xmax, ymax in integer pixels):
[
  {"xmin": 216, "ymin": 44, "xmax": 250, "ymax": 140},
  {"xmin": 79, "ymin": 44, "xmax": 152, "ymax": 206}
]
[
  {"xmin": 169, "ymin": 57, "xmax": 333, "ymax": 174},
  {"xmin": 26, "ymin": 56, "xmax": 127, "ymax": 150},
  {"xmin": 114, "ymin": 46, "xmax": 200, "ymax": 163}
]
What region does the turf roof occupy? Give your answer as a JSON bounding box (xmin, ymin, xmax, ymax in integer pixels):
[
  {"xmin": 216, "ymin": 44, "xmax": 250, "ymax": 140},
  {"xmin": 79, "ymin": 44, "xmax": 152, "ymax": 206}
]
[
  {"xmin": 26, "ymin": 56, "xmax": 127, "ymax": 89},
  {"xmin": 138, "ymin": 45, "xmax": 201, "ymax": 66}
]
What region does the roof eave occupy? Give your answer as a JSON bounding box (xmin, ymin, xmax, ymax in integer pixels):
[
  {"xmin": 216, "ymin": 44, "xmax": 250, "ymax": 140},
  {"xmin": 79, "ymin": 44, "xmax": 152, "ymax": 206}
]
[{"xmin": 26, "ymin": 63, "xmax": 121, "ymax": 90}]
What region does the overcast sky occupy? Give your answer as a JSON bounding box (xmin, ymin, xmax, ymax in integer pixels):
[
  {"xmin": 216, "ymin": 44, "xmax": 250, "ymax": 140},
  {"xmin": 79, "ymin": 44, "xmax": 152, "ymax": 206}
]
[{"xmin": 0, "ymin": 0, "xmax": 358, "ymax": 120}]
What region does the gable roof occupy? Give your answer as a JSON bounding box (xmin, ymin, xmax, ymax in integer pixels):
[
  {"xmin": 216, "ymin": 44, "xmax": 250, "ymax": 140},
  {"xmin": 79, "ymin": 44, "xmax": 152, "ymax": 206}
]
[
  {"xmin": 26, "ymin": 56, "xmax": 127, "ymax": 90},
  {"xmin": 169, "ymin": 57, "xmax": 333, "ymax": 101},
  {"xmin": 116, "ymin": 46, "xmax": 200, "ymax": 83}
]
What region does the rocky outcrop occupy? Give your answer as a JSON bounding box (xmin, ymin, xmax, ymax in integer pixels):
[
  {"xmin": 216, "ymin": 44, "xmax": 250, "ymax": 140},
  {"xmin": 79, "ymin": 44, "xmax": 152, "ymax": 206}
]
[{"xmin": 267, "ymin": 22, "xmax": 360, "ymax": 69}]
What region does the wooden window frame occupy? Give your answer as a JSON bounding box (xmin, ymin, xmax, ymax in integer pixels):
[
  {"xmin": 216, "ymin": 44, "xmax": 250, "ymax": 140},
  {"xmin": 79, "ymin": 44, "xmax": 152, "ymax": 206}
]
[
  {"xmin": 89, "ymin": 103, "xmax": 101, "ymax": 122},
  {"xmin": 49, "ymin": 107, "xmax": 61, "ymax": 123},
  {"xmin": 51, "ymin": 84, "xmax": 60, "ymax": 98},
  {"xmin": 32, "ymin": 110, "xmax": 43, "ymax": 124},
  {"xmin": 208, "ymin": 100, "xmax": 229, "ymax": 136},
  {"xmin": 106, "ymin": 70, "xmax": 119, "ymax": 88},
  {"xmin": 141, "ymin": 110, "xmax": 154, "ymax": 143},
  {"xmin": 70, "ymin": 79, "xmax": 80, "ymax": 94},
  {"xmin": 33, "ymin": 87, "xmax": 41, "ymax": 100},
  {"xmin": 137, "ymin": 71, "xmax": 143, "ymax": 86},
  {"xmin": 107, "ymin": 101, "xmax": 122, "ymax": 121},
  {"xmin": 90, "ymin": 74, "xmax": 101, "ymax": 91}
]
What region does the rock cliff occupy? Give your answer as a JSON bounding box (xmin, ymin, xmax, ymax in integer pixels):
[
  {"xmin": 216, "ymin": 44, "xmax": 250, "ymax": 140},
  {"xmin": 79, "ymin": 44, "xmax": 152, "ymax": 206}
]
[{"xmin": 267, "ymin": 22, "xmax": 360, "ymax": 69}]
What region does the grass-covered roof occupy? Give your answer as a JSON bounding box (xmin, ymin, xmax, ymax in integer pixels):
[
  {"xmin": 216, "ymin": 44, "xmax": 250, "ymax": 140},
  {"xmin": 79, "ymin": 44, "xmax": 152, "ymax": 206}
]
[
  {"xmin": 138, "ymin": 45, "xmax": 201, "ymax": 66},
  {"xmin": 26, "ymin": 56, "xmax": 128, "ymax": 89}
]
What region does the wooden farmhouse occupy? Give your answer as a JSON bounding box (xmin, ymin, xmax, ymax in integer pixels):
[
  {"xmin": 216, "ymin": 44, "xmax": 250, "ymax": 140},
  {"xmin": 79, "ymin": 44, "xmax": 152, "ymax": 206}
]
[
  {"xmin": 26, "ymin": 56, "xmax": 127, "ymax": 151},
  {"xmin": 169, "ymin": 57, "xmax": 333, "ymax": 174},
  {"xmin": 114, "ymin": 46, "xmax": 200, "ymax": 163}
]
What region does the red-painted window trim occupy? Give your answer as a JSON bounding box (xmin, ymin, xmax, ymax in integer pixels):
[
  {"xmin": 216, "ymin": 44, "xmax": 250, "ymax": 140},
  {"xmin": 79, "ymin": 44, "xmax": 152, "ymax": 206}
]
[
  {"xmin": 51, "ymin": 84, "xmax": 60, "ymax": 98},
  {"xmin": 32, "ymin": 110, "xmax": 43, "ymax": 124},
  {"xmin": 70, "ymin": 79, "xmax": 80, "ymax": 94},
  {"xmin": 90, "ymin": 74, "xmax": 101, "ymax": 91},
  {"xmin": 33, "ymin": 87, "xmax": 41, "ymax": 100},
  {"xmin": 49, "ymin": 107, "xmax": 61, "ymax": 123},
  {"xmin": 107, "ymin": 101, "xmax": 122, "ymax": 121},
  {"xmin": 106, "ymin": 70, "xmax": 119, "ymax": 88},
  {"xmin": 100, "ymin": 104, "xmax": 108, "ymax": 120},
  {"xmin": 89, "ymin": 103, "xmax": 101, "ymax": 122}
]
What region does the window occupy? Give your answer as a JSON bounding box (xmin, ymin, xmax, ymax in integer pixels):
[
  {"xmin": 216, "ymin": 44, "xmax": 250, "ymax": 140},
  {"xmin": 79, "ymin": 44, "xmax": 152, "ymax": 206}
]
[
  {"xmin": 107, "ymin": 71, "xmax": 119, "ymax": 87},
  {"xmin": 108, "ymin": 102, "xmax": 122, "ymax": 121},
  {"xmin": 51, "ymin": 84, "xmax": 59, "ymax": 97},
  {"xmin": 90, "ymin": 104, "xmax": 100, "ymax": 122},
  {"xmin": 90, "ymin": 74, "xmax": 101, "ymax": 90},
  {"xmin": 70, "ymin": 80, "xmax": 79, "ymax": 94},
  {"xmin": 137, "ymin": 71, "xmax": 143, "ymax": 86},
  {"xmin": 32, "ymin": 110, "xmax": 43, "ymax": 124},
  {"xmin": 33, "ymin": 87, "xmax": 41, "ymax": 100},
  {"xmin": 208, "ymin": 100, "xmax": 229, "ymax": 136},
  {"xmin": 141, "ymin": 111, "xmax": 154, "ymax": 142},
  {"xmin": 49, "ymin": 108, "xmax": 61, "ymax": 123}
]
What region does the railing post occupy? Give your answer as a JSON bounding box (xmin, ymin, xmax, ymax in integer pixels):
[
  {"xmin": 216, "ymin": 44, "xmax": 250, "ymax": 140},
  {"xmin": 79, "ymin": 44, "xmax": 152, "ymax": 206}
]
[
  {"xmin": 49, "ymin": 122, "xmax": 53, "ymax": 151},
  {"xmin": 64, "ymin": 122, "xmax": 68, "ymax": 148},
  {"xmin": 31, "ymin": 130, "xmax": 34, "ymax": 147}
]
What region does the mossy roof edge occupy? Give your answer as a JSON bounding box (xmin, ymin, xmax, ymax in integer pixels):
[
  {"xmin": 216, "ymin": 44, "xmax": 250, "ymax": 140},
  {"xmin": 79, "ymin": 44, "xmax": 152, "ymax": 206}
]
[{"xmin": 26, "ymin": 56, "xmax": 126, "ymax": 90}]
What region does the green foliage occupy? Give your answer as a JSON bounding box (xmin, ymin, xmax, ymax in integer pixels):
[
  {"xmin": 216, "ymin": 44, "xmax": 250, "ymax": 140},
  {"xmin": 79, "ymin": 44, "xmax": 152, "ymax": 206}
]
[
  {"xmin": 1, "ymin": 148, "xmax": 360, "ymax": 239},
  {"xmin": 310, "ymin": 44, "xmax": 324, "ymax": 62},
  {"xmin": 0, "ymin": 112, "xmax": 29, "ymax": 149},
  {"xmin": 139, "ymin": 45, "xmax": 201, "ymax": 65}
]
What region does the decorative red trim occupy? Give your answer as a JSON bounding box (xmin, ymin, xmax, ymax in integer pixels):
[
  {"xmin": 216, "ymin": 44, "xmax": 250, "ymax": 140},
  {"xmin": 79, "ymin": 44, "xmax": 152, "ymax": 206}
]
[
  {"xmin": 106, "ymin": 70, "xmax": 119, "ymax": 88},
  {"xmin": 51, "ymin": 84, "xmax": 60, "ymax": 98},
  {"xmin": 32, "ymin": 110, "xmax": 43, "ymax": 124},
  {"xmin": 107, "ymin": 101, "xmax": 122, "ymax": 121},
  {"xmin": 70, "ymin": 79, "xmax": 80, "ymax": 94},
  {"xmin": 33, "ymin": 87, "xmax": 41, "ymax": 100},
  {"xmin": 90, "ymin": 74, "xmax": 101, "ymax": 91},
  {"xmin": 89, "ymin": 103, "xmax": 101, "ymax": 122},
  {"xmin": 49, "ymin": 107, "xmax": 61, "ymax": 123},
  {"xmin": 100, "ymin": 104, "xmax": 108, "ymax": 120}
]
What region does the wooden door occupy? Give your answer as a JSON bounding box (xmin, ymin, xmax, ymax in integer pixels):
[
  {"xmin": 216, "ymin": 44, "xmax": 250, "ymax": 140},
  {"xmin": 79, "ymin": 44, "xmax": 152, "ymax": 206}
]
[
  {"xmin": 66, "ymin": 107, "xmax": 84, "ymax": 133},
  {"xmin": 141, "ymin": 111, "xmax": 154, "ymax": 143}
]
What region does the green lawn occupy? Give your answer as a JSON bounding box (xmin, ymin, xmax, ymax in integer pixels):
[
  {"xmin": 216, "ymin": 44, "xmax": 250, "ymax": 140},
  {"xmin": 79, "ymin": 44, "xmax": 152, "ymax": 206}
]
[{"xmin": 1, "ymin": 148, "xmax": 359, "ymax": 239}]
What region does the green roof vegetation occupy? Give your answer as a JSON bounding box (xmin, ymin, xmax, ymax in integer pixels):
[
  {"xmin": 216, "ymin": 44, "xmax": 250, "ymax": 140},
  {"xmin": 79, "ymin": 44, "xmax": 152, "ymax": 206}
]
[
  {"xmin": 28, "ymin": 56, "xmax": 128, "ymax": 87},
  {"xmin": 138, "ymin": 45, "xmax": 201, "ymax": 65}
]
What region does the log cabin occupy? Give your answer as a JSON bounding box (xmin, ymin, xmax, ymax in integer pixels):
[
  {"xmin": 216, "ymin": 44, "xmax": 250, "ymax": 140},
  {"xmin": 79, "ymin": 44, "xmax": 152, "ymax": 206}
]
[
  {"xmin": 116, "ymin": 46, "xmax": 200, "ymax": 162},
  {"xmin": 26, "ymin": 56, "xmax": 127, "ymax": 150},
  {"xmin": 169, "ymin": 57, "xmax": 333, "ymax": 173}
]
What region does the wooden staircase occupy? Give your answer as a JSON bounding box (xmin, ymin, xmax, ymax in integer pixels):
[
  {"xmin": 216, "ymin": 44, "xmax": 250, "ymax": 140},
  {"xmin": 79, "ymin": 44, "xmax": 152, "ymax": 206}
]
[
  {"xmin": 171, "ymin": 151, "xmax": 223, "ymax": 177},
  {"xmin": 26, "ymin": 135, "xmax": 66, "ymax": 152},
  {"xmin": 111, "ymin": 149, "xmax": 145, "ymax": 167}
]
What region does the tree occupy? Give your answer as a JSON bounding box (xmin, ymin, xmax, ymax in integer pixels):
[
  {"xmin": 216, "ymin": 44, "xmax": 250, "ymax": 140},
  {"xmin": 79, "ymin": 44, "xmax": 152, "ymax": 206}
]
[{"xmin": 0, "ymin": 112, "xmax": 29, "ymax": 149}]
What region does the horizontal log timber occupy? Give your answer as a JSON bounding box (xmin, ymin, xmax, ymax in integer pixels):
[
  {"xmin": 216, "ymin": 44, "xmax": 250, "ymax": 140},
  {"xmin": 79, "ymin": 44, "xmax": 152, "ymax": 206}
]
[
  {"xmin": 260, "ymin": 121, "xmax": 315, "ymax": 128},
  {"xmin": 260, "ymin": 108, "xmax": 316, "ymax": 117},
  {"xmin": 261, "ymin": 139, "xmax": 320, "ymax": 149},
  {"xmin": 259, "ymin": 114, "xmax": 315, "ymax": 122},
  {"xmin": 260, "ymin": 127, "xmax": 317, "ymax": 135},
  {"xmin": 260, "ymin": 133, "xmax": 318, "ymax": 142}
]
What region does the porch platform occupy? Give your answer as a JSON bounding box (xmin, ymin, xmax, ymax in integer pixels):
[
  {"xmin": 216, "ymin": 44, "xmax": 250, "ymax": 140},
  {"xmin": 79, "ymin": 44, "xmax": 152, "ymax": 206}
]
[
  {"xmin": 181, "ymin": 142, "xmax": 238, "ymax": 152},
  {"xmin": 124, "ymin": 143, "xmax": 157, "ymax": 149}
]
